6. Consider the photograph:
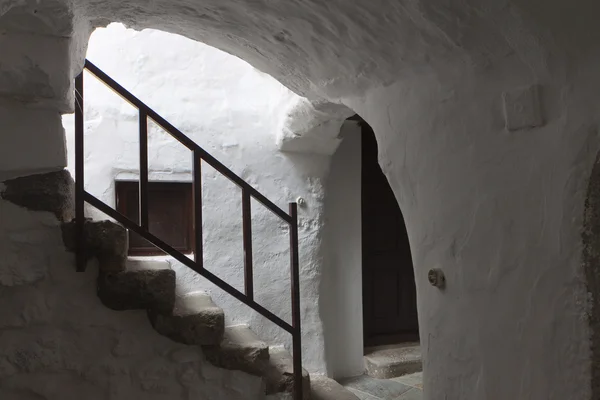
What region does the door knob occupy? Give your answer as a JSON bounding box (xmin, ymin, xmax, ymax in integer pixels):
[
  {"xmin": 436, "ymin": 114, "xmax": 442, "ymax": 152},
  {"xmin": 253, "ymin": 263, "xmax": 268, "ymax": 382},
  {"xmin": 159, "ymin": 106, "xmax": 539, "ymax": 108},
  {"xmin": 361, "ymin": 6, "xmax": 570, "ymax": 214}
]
[{"xmin": 428, "ymin": 268, "xmax": 446, "ymax": 289}]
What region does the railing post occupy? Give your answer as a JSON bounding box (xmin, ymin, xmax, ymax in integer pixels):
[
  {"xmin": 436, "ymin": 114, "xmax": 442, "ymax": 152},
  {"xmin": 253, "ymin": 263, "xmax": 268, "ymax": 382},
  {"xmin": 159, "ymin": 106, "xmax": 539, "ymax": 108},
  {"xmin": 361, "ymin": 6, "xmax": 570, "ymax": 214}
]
[
  {"xmin": 75, "ymin": 70, "xmax": 86, "ymax": 272},
  {"xmin": 289, "ymin": 203, "xmax": 302, "ymax": 400},
  {"xmin": 193, "ymin": 151, "xmax": 203, "ymax": 269},
  {"xmin": 242, "ymin": 189, "xmax": 254, "ymax": 300},
  {"xmin": 139, "ymin": 110, "xmax": 149, "ymax": 229}
]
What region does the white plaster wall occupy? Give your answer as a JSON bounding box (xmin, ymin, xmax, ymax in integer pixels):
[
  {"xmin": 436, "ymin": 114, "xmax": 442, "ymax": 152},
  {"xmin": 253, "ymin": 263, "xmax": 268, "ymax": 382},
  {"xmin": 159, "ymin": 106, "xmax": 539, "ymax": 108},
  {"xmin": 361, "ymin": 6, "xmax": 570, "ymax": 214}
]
[
  {"xmin": 0, "ymin": 27, "xmax": 79, "ymax": 181},
  {"xmin": 277, "ymin": 99, "xmax": 354, "ymax": 155},
  {"xmin": 9, "ymin": 0, "xmax": 600, "ymax": 398},
  {"xmin": 62, "ymin": 23, "xmax": 339, "ymax": 374},
  {"xmin": 0, "ymin": 104, "xmax": 67, "ymax": 182},
  {"xmin": 0, "ymin": 197, "xmax": 268, "ymax": 400},
  {"xmin": 320, "ymin": 121, "xmax": 363, "ymax": 379},
  {"xmin": 346, "ymin": 47, "xmax": 600, "ymax": 399}
]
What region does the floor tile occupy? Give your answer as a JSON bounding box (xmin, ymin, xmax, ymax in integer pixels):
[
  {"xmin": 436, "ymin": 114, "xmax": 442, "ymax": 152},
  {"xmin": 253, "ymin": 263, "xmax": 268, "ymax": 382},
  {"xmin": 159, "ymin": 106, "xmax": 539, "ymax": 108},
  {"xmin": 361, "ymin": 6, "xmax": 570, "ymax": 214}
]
[
  {"xmin": 391, "ymin": 372, "xmax": 423, "ymax": 389},
  {"xmin": 393, "ymin": 388, "xmax": 422, "ymax": 400},
  {"xmin": 341, "ymin": 375, "xmax": 412, "ymax": 399},
  {"xmin": 346, "ymin": 387, "xmax": 383, "ymax": 400}
]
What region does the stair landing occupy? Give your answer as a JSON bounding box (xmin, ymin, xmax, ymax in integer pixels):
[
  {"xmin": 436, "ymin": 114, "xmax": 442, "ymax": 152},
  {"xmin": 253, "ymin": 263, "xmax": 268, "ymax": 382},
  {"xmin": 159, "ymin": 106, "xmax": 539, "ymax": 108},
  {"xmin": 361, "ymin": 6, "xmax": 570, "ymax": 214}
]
[{"xmin": 364, "ymin": 343, "xmax": 422, "ymax": 379}]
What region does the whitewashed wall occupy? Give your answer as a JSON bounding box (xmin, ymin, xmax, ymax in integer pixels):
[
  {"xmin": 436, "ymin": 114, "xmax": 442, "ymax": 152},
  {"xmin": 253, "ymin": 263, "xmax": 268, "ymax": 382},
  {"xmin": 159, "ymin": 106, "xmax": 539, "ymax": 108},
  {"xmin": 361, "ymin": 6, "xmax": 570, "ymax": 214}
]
[
  {"xmin": 62, "ymin": 23, "xmax": 361, "ymax": 375},
  {"xmin": 6, "ymin": 1, "xmax": 600, "ymax": 398}
]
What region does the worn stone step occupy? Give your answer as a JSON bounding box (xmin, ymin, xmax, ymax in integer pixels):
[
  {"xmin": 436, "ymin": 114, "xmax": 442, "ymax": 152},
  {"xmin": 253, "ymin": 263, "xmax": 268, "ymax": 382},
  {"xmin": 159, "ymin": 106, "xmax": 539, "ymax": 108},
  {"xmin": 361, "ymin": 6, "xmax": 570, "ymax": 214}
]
[
  {"xmin": 97, "ymin": 259, "xmax": 175, "ymax": 313},
  {"xmin": 149, "ymin": 291, "xmax": 225, "ymax": 346},
  {"xmin": 203, "ymin": 325, "xmax": 269, "ymax": 374},
  {"xmin": 2, "ymin": 169, "xmax": 74, "ymax": 222},
  {"xmin": 263, "ymin": 347, "xmax": 311, "ymax": 400},
  {"xmin": 364, "ymin": 343, "xmax": 422, "ymax": 379},
  {"xmin": 62, "ymin": 219, "xmax": 128, "ymax": 272},
  {"xmin": 311, "ymin": 376, "xmax": 360, "ymax": 400}
]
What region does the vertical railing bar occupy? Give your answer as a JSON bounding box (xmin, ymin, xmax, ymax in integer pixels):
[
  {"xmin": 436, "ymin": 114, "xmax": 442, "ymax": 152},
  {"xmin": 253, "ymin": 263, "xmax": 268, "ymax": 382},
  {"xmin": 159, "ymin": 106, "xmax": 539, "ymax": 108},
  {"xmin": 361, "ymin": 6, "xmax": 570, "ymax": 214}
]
[
  {"xmin": 289, "ymin": 203, "xmax": 302, "ymax": 400},
  {"xmin": 139, "ymin": 110, "xmax": 149, "ymax": 229},
  {"xmin": 242, "ymin": 189, "xmax": 254, "ymax": 300},
  {"xmin": 75, "ymin": 71, "xmax": 86, "ymax": 272},
  {"xmin": 193, "ymin": 151, "xmax": 204, "ymax": 269}
]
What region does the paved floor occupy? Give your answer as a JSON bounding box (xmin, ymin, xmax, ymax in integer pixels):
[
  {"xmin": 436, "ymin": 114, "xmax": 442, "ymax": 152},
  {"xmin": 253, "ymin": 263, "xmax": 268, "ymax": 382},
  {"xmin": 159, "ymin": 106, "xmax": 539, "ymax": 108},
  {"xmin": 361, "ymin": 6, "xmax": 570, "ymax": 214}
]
[{"xmin": 340, "ymin": 372, "xmax": 423, "ymax": 400}]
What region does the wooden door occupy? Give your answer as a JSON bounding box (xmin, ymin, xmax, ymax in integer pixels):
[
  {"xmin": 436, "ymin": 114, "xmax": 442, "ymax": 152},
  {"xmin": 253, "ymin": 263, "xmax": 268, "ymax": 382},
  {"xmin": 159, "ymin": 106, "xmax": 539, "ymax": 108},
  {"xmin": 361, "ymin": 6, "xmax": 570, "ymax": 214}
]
[{"xmin": 361, "ymin": 122, "xmax": 419, "ymax": 347}]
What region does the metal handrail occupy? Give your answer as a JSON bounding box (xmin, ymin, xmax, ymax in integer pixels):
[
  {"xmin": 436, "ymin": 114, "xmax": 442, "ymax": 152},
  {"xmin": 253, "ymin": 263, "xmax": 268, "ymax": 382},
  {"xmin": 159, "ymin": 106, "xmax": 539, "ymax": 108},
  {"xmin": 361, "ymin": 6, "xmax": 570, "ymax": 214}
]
[{"xmin": 74, "ymin": 59, "xmax": 303, "ymax": 400}]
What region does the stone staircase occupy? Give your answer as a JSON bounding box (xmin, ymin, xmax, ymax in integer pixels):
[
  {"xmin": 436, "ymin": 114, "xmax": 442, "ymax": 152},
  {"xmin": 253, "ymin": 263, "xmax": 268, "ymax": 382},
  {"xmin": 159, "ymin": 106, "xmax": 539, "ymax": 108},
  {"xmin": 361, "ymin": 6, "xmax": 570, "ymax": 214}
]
[{"xmin": 62, "ymin": 218, "xmax": 357, "ymax": 400}]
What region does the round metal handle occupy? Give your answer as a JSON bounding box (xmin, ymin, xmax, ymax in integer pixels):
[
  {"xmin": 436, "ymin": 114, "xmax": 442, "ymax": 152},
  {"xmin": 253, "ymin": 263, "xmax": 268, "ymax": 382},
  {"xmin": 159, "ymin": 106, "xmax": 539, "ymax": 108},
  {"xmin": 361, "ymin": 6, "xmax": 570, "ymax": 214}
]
[{"xmin": 428, "ymin": 268, "xmax": 446, "ymax": 289}]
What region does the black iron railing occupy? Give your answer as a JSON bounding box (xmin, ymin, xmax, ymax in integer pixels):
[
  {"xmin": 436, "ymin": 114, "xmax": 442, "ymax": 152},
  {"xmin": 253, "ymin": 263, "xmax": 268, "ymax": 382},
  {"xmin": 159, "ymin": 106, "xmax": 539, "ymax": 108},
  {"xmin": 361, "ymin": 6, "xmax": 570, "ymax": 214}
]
[{"xmin": 74, "ymin": 59, "xmax": 302, "ymax": 400}]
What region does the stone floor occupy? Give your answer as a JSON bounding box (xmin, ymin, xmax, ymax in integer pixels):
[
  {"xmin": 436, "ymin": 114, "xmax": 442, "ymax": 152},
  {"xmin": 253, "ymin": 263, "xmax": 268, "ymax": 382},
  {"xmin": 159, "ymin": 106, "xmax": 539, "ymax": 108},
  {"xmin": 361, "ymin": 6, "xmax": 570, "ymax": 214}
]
[
  {"xmin": 364, "ymin": 343, "xmax": 421, "ymax": 379},
  {"xmin": 340, "ymin": 372, "xmax": 423, "ymax": 400}
]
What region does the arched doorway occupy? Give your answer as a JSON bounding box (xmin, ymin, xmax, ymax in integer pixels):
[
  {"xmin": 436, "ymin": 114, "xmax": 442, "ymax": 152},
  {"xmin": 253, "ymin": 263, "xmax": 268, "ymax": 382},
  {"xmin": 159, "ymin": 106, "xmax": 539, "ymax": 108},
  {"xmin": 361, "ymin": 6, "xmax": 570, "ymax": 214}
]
[{"xmin": 359, "ymin": 119, "xmax": 419, "ymax": 347}]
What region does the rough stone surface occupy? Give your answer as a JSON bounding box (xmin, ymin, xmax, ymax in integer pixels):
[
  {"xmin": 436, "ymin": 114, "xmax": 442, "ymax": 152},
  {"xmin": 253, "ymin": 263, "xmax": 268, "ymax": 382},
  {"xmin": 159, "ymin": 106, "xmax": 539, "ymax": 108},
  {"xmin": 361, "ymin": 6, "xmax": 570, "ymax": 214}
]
[
  {"xmin": 311, "ymin": 375, "xmax": 360, "ymax": 400},
  {"xmin": 62, "ymin": 219, "xmax": 128, "ymax": 272},
  {"xmin": 1, "ymin": 169, "xmax": 74, "ymax": 221},
  {"xmin": 263, "ymin": 347, "xmax": 310, "ymax": 400},
  {"xmin": 149, "ymin": 291, "xmax": 225, "ymax": 346},
  {"xmin": 0, "ymin": 285, "xmax": 53, "ymax": 328},
  {"xmin": 278, "ymin": 98, "xmax": 355, "ymax": 155},
  {"xmin": 97, "ymin": 259, "xmax": 176, "ymax": 313},
  {"xmin": 203, "ymin": 325, "xmax": 269, "ymax": 375},
  {"xmin": 76, "ymin": 0, "xmax": 465, "ymax": 100},
  {"xmin": 364, "ymin": 344, "xmax": 422, "ymax": 379}
]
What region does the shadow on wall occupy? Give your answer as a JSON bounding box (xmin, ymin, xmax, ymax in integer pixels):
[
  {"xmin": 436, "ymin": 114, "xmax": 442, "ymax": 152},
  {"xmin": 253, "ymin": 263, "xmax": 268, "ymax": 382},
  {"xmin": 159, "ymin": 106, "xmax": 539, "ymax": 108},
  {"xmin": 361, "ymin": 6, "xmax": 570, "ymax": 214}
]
[{"xmin": 583, "ymin": 151, "xmax": 600, "ymax": 399}]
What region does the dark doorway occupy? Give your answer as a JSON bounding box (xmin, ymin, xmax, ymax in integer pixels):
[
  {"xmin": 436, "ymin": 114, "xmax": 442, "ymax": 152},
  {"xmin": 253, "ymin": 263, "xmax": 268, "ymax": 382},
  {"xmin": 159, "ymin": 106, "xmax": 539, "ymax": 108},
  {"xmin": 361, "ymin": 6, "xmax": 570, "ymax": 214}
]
[{"xmin": 360, "ymin": 119, "xmax": 419, "ymax": 347}]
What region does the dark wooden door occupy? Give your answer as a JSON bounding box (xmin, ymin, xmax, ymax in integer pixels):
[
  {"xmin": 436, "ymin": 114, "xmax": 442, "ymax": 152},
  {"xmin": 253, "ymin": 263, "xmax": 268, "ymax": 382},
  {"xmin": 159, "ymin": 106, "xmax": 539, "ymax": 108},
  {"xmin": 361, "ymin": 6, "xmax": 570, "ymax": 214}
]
[{"xmin": 361, "ymin": 122, "xmax": 419, "ymax": 347}]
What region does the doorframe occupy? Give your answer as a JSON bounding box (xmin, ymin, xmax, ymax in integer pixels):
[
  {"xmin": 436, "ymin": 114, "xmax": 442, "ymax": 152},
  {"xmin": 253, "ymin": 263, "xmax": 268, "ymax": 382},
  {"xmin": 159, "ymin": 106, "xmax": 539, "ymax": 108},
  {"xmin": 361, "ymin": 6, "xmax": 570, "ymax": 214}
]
[
  {"xmin": 320, "ymin": 116, "xmax": 419, "ymax": 379},
  {"xmin": 359, "ymin": 117, "xmax": 419, "ymax": 349}
]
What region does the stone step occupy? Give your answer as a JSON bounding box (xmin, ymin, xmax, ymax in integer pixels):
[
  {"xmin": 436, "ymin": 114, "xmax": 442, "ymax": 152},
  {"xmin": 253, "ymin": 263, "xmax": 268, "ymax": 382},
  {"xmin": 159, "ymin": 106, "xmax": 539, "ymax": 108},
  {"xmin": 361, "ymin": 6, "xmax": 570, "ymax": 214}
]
[
  {"xmin": 149, "ymin": 291, "xmax": 225, "ymax": 346},
  {"xmin": 263, "ymin": 347, "xmax": 311, "ymax": 400},
  {"xmin": 203, "ymin": 324, "xmax": 269, "ymax": 375},
  {"xmin": 203, "ymin": 326, "xmax": 310, "ymax": 399},
  {"xmin": 2, "ymin": 169, "xmax": 74, "ymax": 222},
  {"xmin": 310, "ymin": 376, "xmax": 360, "ymax": 400},
  {"xmin": 97, "ymin": 259, "xmax": 175, "ymax": 313},
  {"xmin": 364, "ymin": 342, "xmax": 422, "ymax": 379},
  {"xmin": 62, "ymin": 219, "xmax": 128, "ymax": 272}
]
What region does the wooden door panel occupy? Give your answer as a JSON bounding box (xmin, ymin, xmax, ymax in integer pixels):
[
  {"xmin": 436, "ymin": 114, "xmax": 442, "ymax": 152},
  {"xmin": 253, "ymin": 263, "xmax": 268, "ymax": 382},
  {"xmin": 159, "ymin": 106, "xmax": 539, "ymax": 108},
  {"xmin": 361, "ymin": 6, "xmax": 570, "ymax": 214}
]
[
  {"xmin": 365, "ymin": 252, "xmax": 416, "ymax": 333},
  {"xmin": 361, "ymin": 120, "xmax": 419, "ymax": 346}
]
